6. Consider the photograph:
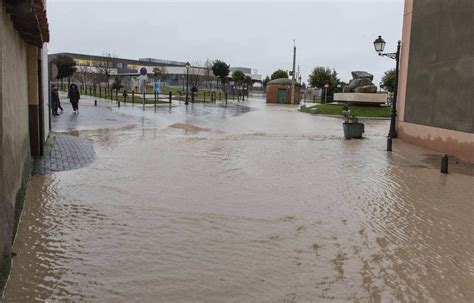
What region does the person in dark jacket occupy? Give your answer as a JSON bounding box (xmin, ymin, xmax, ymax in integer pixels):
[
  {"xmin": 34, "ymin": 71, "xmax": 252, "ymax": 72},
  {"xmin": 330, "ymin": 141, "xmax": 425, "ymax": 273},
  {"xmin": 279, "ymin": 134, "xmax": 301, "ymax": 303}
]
[
  {"xmin": 51, "ymin": 85, "xmax": 60, "ymax": 115},
  {"xmin": 68, "ymin": 83, "xmax": 81, "ymax": 113}
]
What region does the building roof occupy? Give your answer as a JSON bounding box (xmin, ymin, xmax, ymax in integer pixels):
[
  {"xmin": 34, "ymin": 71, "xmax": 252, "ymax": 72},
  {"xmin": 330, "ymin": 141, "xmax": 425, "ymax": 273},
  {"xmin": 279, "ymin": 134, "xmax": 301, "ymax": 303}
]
[
  {"xmin": 5, "ymin": 0, "xmax": 50, "ymax": 47},
  {"xmin": 267, "ymin": 78, "xmax": 298, "ymax": 85},
  {"xmin": 49, "ymin": 52, "xmax": 186, "ymax": 67}
]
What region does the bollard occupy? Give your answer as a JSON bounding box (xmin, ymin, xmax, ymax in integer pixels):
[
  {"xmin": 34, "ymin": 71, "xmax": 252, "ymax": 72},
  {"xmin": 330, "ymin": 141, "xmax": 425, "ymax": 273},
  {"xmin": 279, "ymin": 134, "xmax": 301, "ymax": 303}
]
[
  {"xmin": 169, "ymin": 91, "xmax": 172, "ymax": 104},
  {"xmin": 118, "ymin": 101, "xmax": 120, "ymax": 108},
  {"xmin": 386, "ymin": 137, "xmax": 392, "ymax": 151},
  {"xmin": 225, "ymin": 92, "xmax": 228, "ymax": 104},
  {"xmin": 132, "ymin": 90, "xmax": 135, "ymax": 104},
  {"xmin": 441, "ymin": 154, "xmax": 449, "ymax": 174},
  {"xmin": 94, "ymin": 100, "xmax": 97, "ymax": 106},
  {"xmin": 154, "ymin": 91, "xmax": 157, "ymax": 107},
  {"xmin": 204, "ymin": 92, "xmax": 206, "ymax": 102}
]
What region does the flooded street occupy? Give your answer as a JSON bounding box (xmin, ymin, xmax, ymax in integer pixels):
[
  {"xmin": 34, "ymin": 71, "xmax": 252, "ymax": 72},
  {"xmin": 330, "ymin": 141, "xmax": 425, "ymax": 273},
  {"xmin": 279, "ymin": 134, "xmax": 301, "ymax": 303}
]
[{"xmin": 3, "ymin": 98, "xmax": 474, "ymax": 302}]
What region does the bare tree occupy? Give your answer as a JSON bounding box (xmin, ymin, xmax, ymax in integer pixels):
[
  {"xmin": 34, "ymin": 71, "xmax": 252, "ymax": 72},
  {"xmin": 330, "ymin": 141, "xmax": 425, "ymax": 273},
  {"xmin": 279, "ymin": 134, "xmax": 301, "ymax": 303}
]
[
  {"xmin": 76, "ymin": 65, "xmax": 93, "ymax": 87},
  {"xmin": 94, "ymin": 52, "xmax": 115, "ymax": 89},
  {"xmin": 188, "ymin": 61, "xmax": 208, "ymax": 90},
  {"xmin": 203, "ymin": 59, "xmax": 215, "ymax": 91},
  {"xmin": 153, "ymin": 66, "xmax": 168, "ymax": 82}
]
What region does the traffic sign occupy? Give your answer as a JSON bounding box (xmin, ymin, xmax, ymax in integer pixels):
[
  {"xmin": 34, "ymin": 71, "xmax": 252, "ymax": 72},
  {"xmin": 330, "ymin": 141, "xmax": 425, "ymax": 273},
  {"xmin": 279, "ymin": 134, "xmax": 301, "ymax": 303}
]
[
  {"xmin": 140, "ymin": 67, "xmax": 147, "ymax": 76},
  {"xmin": 324, "ymin": 83, "xmax": 329, "ymax": 89}
]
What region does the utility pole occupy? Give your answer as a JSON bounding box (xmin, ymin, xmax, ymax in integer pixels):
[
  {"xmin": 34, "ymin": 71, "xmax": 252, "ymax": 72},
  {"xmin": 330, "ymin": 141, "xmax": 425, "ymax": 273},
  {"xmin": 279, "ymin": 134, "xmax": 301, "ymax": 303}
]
[{"xmin": 290, "ymin": 39, "xmax": 296, "ymax": 104}]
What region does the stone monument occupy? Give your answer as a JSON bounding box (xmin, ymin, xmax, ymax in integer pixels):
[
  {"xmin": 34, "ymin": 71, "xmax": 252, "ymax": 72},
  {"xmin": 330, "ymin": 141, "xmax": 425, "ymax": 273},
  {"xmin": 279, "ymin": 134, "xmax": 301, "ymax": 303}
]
[
  {"xmin": 334, "ymin": 71, "xmax": 387, "ymax": 105},
  {"xmin": 343, "ymin": 71, "xmax": 378, "ymax": 93}
]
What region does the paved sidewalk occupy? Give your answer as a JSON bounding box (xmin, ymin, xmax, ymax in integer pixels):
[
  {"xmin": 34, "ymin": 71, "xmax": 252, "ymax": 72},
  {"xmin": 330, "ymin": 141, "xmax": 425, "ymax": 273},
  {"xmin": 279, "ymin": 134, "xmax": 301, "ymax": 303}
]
[{"xmin": 32, "ymin": 133, "xmax": 95, "ymax": 175}]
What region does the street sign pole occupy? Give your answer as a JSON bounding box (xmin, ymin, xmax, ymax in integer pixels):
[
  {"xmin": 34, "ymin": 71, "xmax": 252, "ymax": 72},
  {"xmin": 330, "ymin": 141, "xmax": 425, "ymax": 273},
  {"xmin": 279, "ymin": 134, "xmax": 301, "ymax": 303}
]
[
  {"xmin": 140, "ymin": 67, "xmax": 147, "ymax": 110},
  {"xmin": 324, "ymin": 83, "xmax": 329, "ymax": 104}
]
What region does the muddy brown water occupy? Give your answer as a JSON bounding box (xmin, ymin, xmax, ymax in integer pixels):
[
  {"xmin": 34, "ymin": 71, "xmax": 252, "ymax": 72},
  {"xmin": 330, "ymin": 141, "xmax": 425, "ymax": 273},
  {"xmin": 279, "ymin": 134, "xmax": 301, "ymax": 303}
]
[{"xmin": 3, "ymin": 100, "xmax": 474, "ymax": 302}]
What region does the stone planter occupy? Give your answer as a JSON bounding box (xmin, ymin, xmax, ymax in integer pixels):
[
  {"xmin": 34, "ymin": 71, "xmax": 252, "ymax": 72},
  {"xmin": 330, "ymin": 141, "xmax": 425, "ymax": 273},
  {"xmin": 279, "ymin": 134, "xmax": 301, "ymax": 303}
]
[{"xmin": 343, "ymin": 122, "xmax": 364, "ymax": 139}]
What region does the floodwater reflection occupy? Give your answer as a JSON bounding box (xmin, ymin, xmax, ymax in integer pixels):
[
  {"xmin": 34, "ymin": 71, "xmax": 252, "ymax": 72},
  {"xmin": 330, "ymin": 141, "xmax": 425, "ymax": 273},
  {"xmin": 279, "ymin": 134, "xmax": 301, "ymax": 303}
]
[{"xmin": 3, "ymin": 99, "xmax": 474, "ymax": 302}]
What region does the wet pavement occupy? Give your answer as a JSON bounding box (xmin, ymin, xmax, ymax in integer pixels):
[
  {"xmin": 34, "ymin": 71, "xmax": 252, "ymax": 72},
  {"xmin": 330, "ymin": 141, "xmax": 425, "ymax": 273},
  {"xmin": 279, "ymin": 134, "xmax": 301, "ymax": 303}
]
[
  {"xmin": 3, "ymin": 96, "xmax": 474, "ymax": 302},
  {"xmin": 32, "ymin": 134, "xmax": 95, "ymax": 175}
]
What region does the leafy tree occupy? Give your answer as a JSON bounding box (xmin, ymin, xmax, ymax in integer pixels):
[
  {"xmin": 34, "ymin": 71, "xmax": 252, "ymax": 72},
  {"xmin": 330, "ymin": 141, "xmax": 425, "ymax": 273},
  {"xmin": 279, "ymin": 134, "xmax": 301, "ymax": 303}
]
[
  {"xmin": 231, "ymin": 70, "xmax": 245, "ymax": 99},
  {"xmin": 52, "ymin": 54, "xmax": 77, "ymax": 86},
  {"xmin": 381, "ymin": 68, "xmax": 396, "ymax": 92},
  {"xmin": 262, "ymin": 75, "xmax": 270, "ymax": 87},
  {"xmin": 270, "ymin": 69, "xmax": 288, "ymax": 80},
  {"xmin": 232, "ymin": 70, "xmax": 245, "ymax": 85},
  {"xmin": 244, "ymin": 75, "xmax": 253, "ymax": 97},
  {"xmin": 308, "ymin": 66, "xmax": 340, "ymax": 91},
  {"xmin": 244, "ymin": 75, "xmax": 252, "ymax": 87},
  {"xmin": 212, "ymin": 60, "xmax": 230, "ymax": 90},
  {"xmin": 308, "ymin": 66, "xmax": 340, "ymax": 103},
  {"xmin": 111, "ymin": 76, "xmax": 123, "ymax": 91}
]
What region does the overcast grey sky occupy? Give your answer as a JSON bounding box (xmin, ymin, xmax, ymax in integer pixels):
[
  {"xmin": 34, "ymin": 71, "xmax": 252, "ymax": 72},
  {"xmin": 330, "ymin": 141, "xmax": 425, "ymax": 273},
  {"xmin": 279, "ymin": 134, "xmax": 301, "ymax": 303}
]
[{"xmin": 48, "ymin": 0, "xmax": 404, "ymax": 85}]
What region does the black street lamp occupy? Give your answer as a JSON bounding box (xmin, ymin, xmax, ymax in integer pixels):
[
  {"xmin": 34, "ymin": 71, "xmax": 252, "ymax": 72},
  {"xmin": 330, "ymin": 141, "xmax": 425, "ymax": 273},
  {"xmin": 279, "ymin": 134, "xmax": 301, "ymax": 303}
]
[
  {"xmin": 185, "ymin": 62, "xmax": 191, "ymax": 105},
  {"xmin": 182, "ymin": 75, "xmax": 185, "ymax": 92},
  {"xmin": 374, "ymin": 35, "xmax": 401, "ymax": 139}
]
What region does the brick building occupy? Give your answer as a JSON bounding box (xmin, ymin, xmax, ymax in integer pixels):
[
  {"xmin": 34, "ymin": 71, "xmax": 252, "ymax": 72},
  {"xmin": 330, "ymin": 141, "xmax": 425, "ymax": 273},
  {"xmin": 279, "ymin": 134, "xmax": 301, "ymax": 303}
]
[{"xmin": 266, "ymin": 78, "xmax": 301, "ymax": 104}]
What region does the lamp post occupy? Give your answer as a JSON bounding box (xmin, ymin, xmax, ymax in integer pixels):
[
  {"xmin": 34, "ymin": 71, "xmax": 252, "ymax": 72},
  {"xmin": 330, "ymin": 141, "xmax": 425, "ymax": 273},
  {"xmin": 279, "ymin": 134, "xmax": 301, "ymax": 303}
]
[
  {"xmin": 185, "ymin": 62, "xmax": 191, "ymax": 105},
  {"xmin": 182, "ymin": 75, "xmax": 185, "ymax": 92},
  {"xmin": 374, "ymin": 35, "xmax": 401, "ymax": 139}
]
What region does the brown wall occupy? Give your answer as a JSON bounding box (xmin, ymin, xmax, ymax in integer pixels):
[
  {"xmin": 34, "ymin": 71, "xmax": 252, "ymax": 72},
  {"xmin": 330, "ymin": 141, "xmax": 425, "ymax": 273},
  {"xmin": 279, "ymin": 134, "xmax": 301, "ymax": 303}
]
[
  {"xmin": 266, "ymin": 84, "xmax": 301, "ymax": 104},
  {"xmin": 397, "ymin": 0, "xmax": 474, "ymax": 163},
  {"xmin": 0, "ymin": 0, "xmax": 33, "ymax": 289}
]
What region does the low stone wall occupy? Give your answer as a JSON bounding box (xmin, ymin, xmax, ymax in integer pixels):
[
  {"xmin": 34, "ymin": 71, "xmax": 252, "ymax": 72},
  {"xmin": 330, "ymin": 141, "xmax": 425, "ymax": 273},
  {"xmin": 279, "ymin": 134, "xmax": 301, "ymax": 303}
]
[{"xmin": 334, "ymin": 93, "xmax": 388, "ymax": 104}]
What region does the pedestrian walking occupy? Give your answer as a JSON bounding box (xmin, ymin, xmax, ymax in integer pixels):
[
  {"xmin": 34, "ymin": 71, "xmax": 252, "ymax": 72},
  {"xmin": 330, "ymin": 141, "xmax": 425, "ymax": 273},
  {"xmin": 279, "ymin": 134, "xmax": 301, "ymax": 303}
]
[
  {"xmin": 68, "ymin": 83, "xmax": 80, "ymax": 113},
  {"xmin": 51, "ymin": 84, "xmax": 60, "ymax": 115}
]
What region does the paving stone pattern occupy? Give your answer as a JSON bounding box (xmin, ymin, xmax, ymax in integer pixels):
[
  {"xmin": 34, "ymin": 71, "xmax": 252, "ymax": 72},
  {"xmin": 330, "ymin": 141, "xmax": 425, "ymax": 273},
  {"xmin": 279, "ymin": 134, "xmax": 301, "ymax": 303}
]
[{"xmin": 32, "ymin": 134, "xmax": 95, "ymax": 175}]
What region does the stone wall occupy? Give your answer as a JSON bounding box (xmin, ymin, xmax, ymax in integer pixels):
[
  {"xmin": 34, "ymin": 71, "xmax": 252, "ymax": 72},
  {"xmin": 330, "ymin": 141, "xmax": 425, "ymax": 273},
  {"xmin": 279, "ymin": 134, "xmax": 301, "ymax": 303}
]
[
  {"xmin": 0, "ymin": 0, "xmax": 32, "ymax": 291},
  {"xmin": 404, "ymin": 0, "xmax": 473, "ymax": 133}
]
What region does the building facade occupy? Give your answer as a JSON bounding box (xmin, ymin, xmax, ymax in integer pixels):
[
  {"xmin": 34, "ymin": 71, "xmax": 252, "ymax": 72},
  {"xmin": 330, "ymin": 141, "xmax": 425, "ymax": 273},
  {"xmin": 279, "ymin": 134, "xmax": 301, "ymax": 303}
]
[
  {"xmin": 0, "ymin": 0, "xmax": 50, "ymax": 291},
  {"xmin": 50, "ymin": 53, "xmax": 262, "ymax": 92},
  {"xmin": 397, "ymin": 0, "xmax": 473, "ymax": 163},
  {"xmin": 266, "ymin": 78, "xmax": 301, "ymax": 104}
]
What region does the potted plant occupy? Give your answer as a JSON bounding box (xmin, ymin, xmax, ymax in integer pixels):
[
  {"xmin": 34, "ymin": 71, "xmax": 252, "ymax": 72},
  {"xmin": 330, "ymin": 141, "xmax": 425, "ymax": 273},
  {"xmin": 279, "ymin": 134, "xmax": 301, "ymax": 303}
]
[{"xmin": 342, "ymin": 109, "xmax": 364, "ymax": 139}]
